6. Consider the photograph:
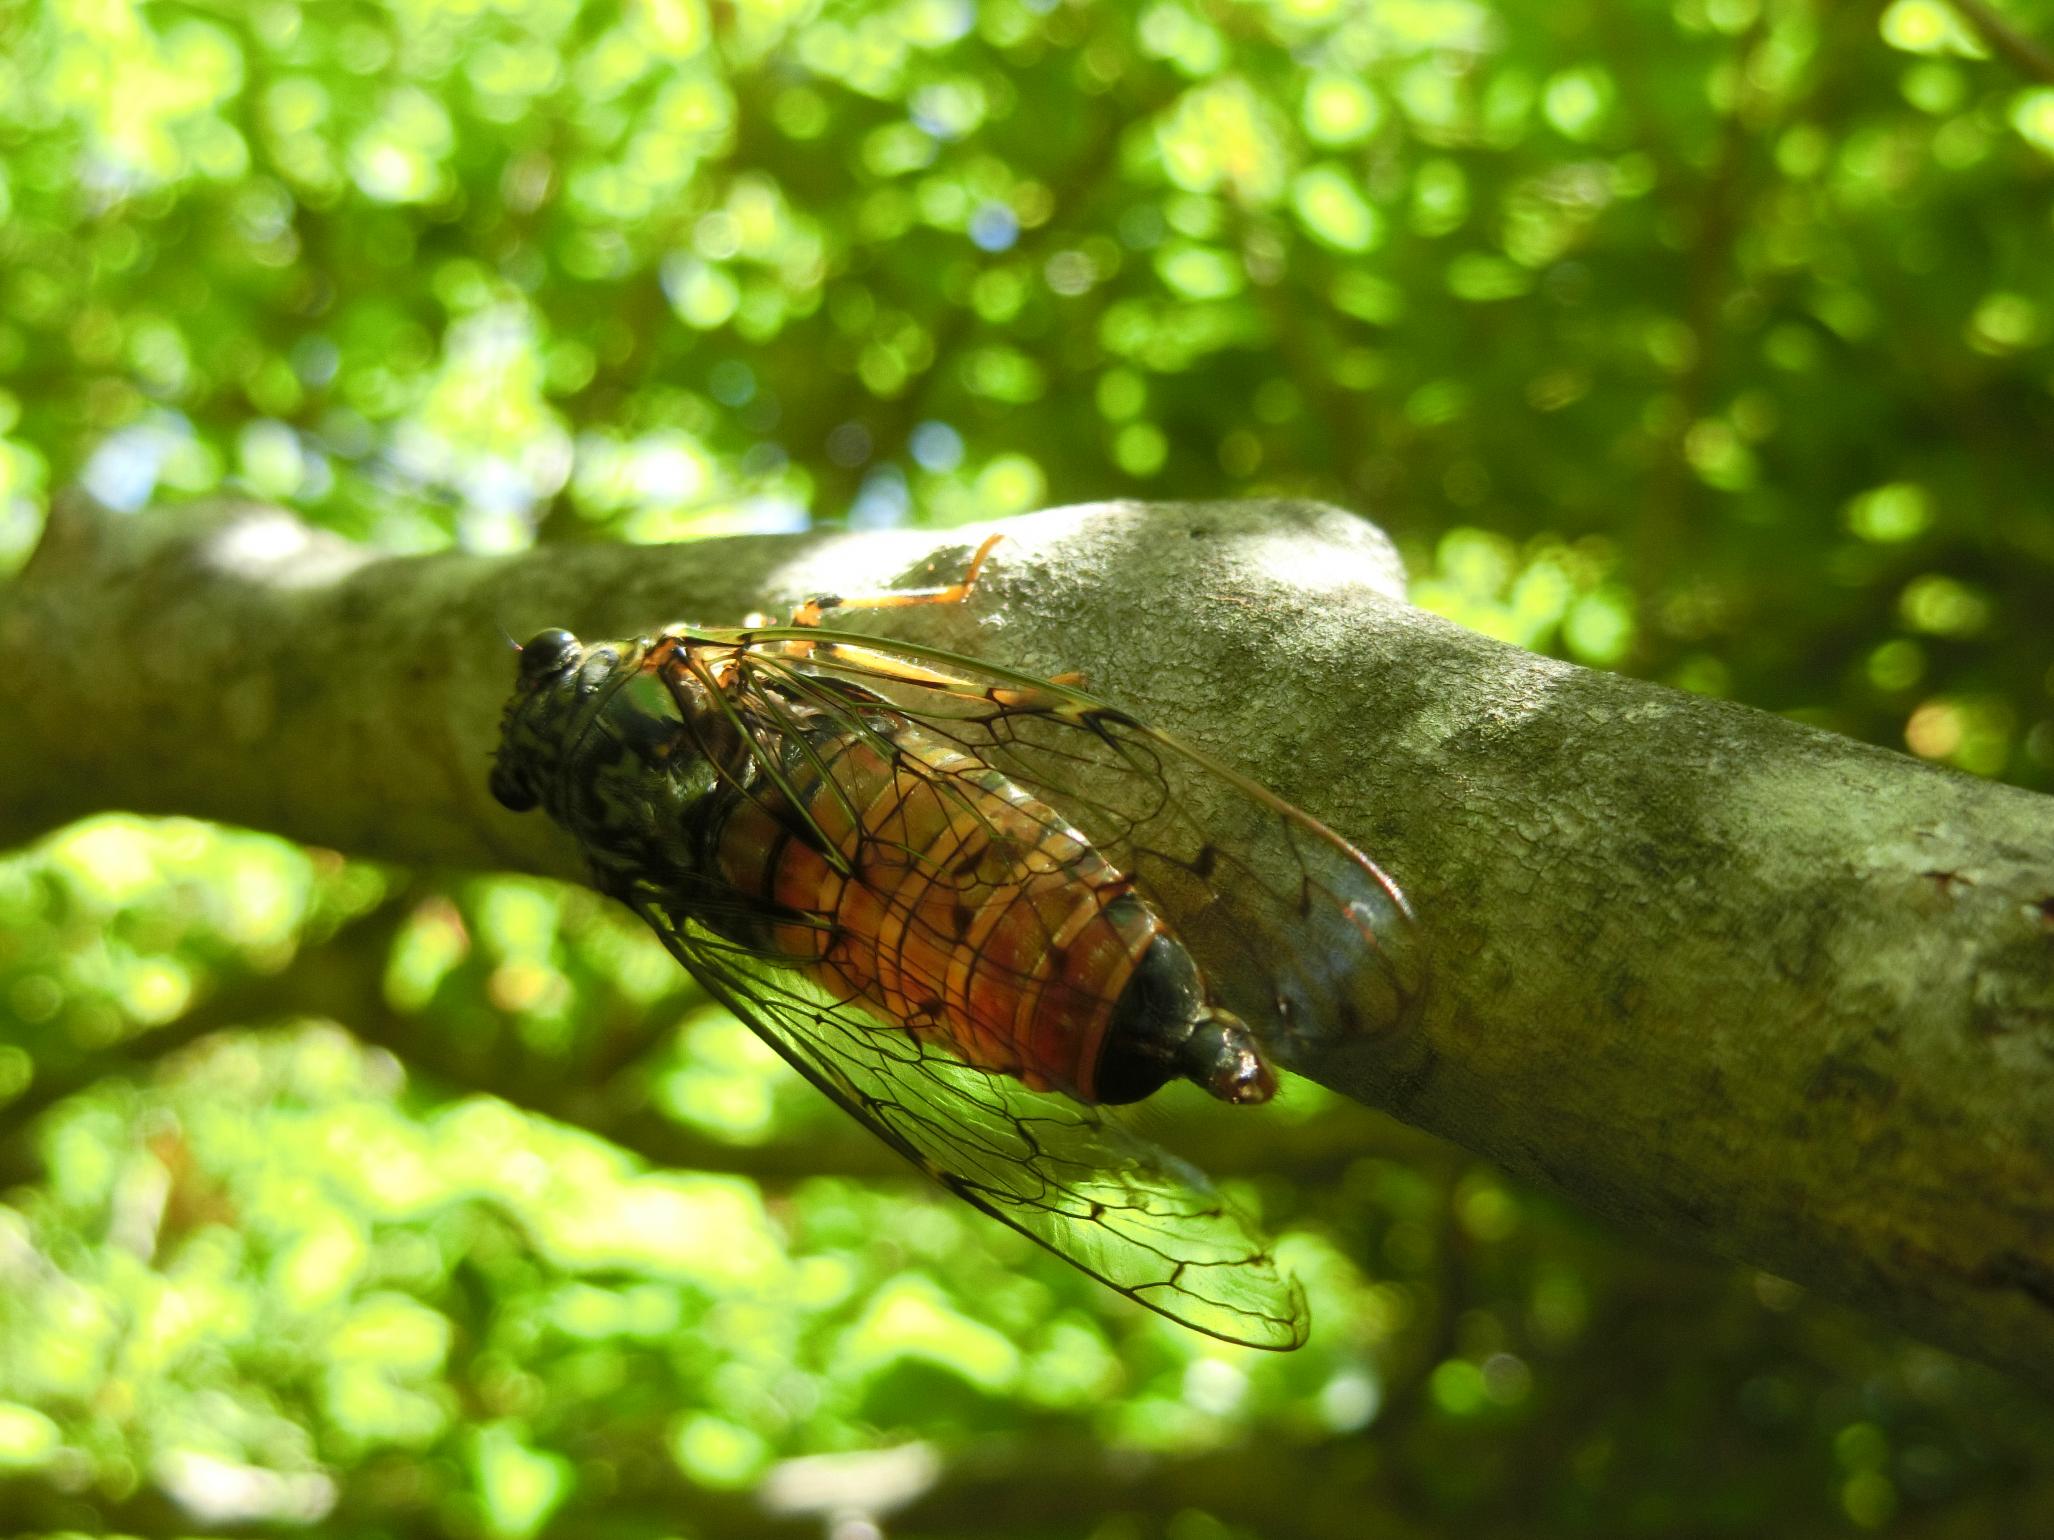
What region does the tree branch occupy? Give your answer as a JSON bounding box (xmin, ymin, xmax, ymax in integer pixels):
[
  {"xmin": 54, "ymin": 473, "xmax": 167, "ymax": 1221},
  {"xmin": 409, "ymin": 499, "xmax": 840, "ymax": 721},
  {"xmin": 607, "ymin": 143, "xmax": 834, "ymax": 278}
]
[{"xmin": 3, "ymin": 494, "xmax": 2051, "ymax": 1384}]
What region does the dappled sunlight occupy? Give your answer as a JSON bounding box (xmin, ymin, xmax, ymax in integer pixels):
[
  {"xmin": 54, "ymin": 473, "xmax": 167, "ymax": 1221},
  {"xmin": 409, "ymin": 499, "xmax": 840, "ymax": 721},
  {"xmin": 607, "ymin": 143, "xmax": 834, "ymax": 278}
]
[
  {"xmin": 0, "ymin": 819, "xmax": 1408, "ymax": 1526},
  {"xmin": 5, "ymin": 0, "xmax": 2054, "ymax": 1531},
  {"xmin": 1412, "ymin": 527, "xmax": 1636, "ymax": 667}
]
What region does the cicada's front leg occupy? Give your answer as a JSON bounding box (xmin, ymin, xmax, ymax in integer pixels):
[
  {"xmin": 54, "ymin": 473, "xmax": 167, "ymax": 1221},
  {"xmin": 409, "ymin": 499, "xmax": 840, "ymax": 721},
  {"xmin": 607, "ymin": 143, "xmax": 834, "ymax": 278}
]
[
  {"xmin": 789, "ymin": 532, "xmax": 1005, "ymax": 628},
  {"xmin": 777, "ymin": 534, "xmax": 1089, "ymax": 688}
]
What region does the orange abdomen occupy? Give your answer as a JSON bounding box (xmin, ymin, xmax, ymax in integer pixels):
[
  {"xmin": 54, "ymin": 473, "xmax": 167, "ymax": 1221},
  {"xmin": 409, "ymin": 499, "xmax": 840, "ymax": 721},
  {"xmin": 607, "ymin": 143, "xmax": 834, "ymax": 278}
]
[{"xmin": 712, "ymin": 722, "xmax": 1161, "ymax": 1100}]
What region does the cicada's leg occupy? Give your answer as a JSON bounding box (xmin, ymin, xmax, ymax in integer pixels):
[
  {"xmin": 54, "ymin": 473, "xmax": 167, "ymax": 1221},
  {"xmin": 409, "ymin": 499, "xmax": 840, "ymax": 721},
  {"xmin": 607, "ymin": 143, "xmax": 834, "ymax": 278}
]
[
  {"xmin": 791, "ymin": 533, "xmax": 1003, "ymax": 628},
  {"xmin": 784, "ymin": 535, "xmax": 1093, "ymax": 690}
]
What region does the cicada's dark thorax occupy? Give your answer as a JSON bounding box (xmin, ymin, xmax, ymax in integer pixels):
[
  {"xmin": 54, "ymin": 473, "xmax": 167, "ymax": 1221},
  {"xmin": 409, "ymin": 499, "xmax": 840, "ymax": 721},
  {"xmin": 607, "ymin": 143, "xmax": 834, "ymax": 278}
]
[{"xmin": 699, "ymin": 695, "xmax": 1194, "ymax": 1104}]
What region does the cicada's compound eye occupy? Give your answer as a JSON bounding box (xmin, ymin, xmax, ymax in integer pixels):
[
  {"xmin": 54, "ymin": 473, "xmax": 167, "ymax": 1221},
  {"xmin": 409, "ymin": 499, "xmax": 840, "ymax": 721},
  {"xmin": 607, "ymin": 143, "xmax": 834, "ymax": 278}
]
[
  {"xmin": 494, "ymin": 629, "xmax": 584, "ymax": 814},
  {"xmin": 489, "ymin": 760, "xmax": 540, "ymax": 813},
  {"xmin": 518, "ymin": 628, "xmax": 582, "ymax": 682}
]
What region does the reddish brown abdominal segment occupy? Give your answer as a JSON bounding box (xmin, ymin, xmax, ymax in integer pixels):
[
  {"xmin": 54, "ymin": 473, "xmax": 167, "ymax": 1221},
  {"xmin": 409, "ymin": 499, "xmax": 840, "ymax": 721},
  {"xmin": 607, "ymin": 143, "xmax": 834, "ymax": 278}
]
[{"xmin": 712, "ymin": 719, "xmax": 1163, "ymax": 1101}]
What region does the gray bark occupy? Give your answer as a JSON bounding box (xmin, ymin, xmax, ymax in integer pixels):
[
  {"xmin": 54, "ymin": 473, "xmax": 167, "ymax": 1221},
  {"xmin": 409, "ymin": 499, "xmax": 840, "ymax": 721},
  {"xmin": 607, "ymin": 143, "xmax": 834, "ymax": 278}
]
[{"xmin": 3, "ymin": 492, "xmax": 2051, "ymax": 1383}]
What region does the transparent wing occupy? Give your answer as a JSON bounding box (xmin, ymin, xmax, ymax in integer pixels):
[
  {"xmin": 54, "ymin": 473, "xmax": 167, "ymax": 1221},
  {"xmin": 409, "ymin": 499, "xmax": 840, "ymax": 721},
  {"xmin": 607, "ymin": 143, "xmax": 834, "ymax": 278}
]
[
  {"xmin": 708, "ymin": 626, "xmax": 1426, "ymax": 1074},
  {"xmin": 620, "ymin": 884, "xmax": 1309, "ymax": 1349},
  {"xmin": 544, "ymin": 620, "xmax": 1424, "ymax": 1347}
]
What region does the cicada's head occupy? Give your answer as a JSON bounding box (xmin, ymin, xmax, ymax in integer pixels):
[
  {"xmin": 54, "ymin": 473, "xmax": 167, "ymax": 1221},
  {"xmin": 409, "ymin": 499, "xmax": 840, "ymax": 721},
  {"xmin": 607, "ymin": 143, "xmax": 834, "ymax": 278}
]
[{"xmin": 490, "ymin": 628, "xmax": 627, "ymax": 815}]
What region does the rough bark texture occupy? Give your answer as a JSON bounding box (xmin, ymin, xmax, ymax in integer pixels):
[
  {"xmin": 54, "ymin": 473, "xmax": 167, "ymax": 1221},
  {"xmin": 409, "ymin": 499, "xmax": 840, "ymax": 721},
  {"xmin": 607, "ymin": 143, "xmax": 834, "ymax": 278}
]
[{"xmin": 3, "ymin": 492, "xmax": 2051, "ymax": 1384}]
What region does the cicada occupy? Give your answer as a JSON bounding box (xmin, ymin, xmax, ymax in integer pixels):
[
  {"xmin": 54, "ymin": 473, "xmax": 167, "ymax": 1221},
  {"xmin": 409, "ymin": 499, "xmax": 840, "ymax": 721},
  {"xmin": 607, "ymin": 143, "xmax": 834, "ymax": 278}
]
[{"xmin": 490, "ymin": 536, "xmax": 1423, "ymax": 1348}]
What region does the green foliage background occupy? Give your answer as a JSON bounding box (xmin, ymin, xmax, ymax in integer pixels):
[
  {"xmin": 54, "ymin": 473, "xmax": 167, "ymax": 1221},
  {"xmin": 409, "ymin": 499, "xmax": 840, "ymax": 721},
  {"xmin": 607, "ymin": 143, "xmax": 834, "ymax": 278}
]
[{"xmin": 2, "ymin": 0, "xmax": 2053, "ymax": 1535}]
